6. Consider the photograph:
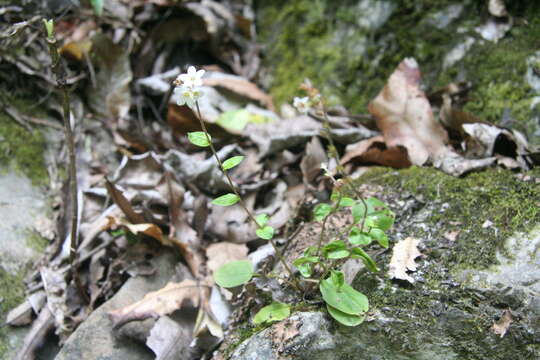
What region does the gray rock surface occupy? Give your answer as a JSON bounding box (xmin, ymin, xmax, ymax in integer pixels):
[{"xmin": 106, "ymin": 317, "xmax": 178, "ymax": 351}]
[
  {"xmin": 54, "ymin": 252, "xmax": 181, "ymax": 360},
  {"xmin": 0, "ymin": 171, "xmax": 49, "ymax": 274}
]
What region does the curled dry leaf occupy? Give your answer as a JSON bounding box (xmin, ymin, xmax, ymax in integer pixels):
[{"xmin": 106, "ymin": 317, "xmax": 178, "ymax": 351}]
[
  {"xmin": 368, "ymin": 58, "xmax": 450, "ymax": 166},
  {"xmin": 490, "ymin": 309, "xmax": 512, "ymax": 338},
  {"xmin": 388, "ymin": 237, "xmax": 422, "ymax": 284},
  {"xmin": 106, "ymin": 216, "xmax": 163, "ymax": 243},
  {"xmin": 341, "ymin": 135, "xmax": 412, "ymax": 169},
  {"xmin": 108, "ymin": 279, "xmax": 209, "ymax": 328}
]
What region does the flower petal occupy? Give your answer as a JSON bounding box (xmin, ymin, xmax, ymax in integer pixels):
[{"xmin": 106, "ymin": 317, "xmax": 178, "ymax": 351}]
[
  {"xmin": 187, "ymin": 66, "xmax": 196, "ymax": 75},
  {"xmin": 196, "ymin": 69, "xmax": 205, "ymax": 78}
]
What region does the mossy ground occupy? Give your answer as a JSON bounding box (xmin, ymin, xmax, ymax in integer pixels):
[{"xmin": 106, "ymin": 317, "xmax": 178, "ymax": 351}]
[
  {"xmin": 0, "ymin": 97, "xmax": 48, "ymax": 186},
  {"xmin": 0, "ymin": 268, "xmax": 26, "ymax": 358},
  {"xmin": 257, "ymin": 0, "xmax": 540, "ymax": 143},
  {"xmin": 352, "ymin": 166, "xmax": 540, "ymax": 359}
]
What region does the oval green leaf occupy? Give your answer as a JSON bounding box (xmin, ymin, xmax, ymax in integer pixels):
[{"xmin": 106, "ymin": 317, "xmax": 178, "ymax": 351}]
[
  {"xmin": 351, "ymin": 247, "xmax": 379, "ymax": 272},
  {"xmin": 253, "ymin": 302, "xmax": 290, "ymax": 325},
  {"xmin": 214, "ymin": 260, "xmax": 253, "ymax": 288},
  {"xmin": 313, "ymin": 203, "xmax": 332, "ymax": 221},
  {"xmin": 322, "ymin": 240, "xmax": 350, "ymax": 259},
  {"xmin": 188, "ymin": 131, "xmax": 211, "ymax": 147},
  {"xmin": 320, "ymin": 273, "xmax": 369, "ymax": 315},
  {"xmin": 222, "ymin": 155, "xmax": 244, "ymax": 170},
  {"xmin": 348, "ymin": 227, "xmax": 372, "ymax": 246},
  {"xmin": 212, "ymin": 193, "xmax": 240, "ymax": 206},
  {"xmin": 369, "ymin": 228, "xmax": 388, "ymax": 248},
  {"xmin": 255, "ymin": 213, "xmax": 269, "ymax": 227},
  {"xmin": 339, "ymin": 197, "xmax": 354, "ymax": 207},
  {"xmin": 326, "ymin": 303, "xmax": 365, "ymax": 326},
  {"xmin": 256, "ymin": 225, "xmax": 274, "ymax": 240}
]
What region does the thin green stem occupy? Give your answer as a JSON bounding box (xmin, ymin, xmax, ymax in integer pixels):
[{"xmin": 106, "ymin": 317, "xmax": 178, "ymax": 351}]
[{"xmin": 194, "ymin": 102, "xmax": 301, "ymax": 292}]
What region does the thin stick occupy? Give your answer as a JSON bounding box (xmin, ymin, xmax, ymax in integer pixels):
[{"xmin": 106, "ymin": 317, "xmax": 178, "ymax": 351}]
[{"xmin": 43, "ymin": 20, "xmax": 87, "ymax": 302}]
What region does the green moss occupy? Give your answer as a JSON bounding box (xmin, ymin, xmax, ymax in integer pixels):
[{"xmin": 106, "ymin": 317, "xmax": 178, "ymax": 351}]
[
  {"xmin": 24, "ymin": 230, "xmax": 49, "ymax": 253},
  {"xmin": 439, "ymin": 13, "xmax": 540, "ymax": 143},
  {"xmin": 0, "ymin": 98, "xmax": 48, "ymax": 186},
  {"xmin": 0, "ymin": 268, "xmax": 26, "ymax": 358},
  {"xmin": 257, "ymin": 0, "xmax": 478, "ymax": 113},
  {"xmin": 361, "ymin": 166, "xmax": 540, "ymax": 269},
  {"xmin": 352, "ymin": 166, "xmax": 540, "ymax": 358}
]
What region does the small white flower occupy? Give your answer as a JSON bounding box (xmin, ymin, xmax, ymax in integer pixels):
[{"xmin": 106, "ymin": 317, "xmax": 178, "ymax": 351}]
[
  {"xmin": 293, "ymin": 96, "xmax": 310, "ymax": 114},
  {"xmin": 177, "ymin": 66, "xmax": 205, "ymax": 88},
  {"xmin": 175, "ymin": 85, "xmax": 202, "ymax": 108}
]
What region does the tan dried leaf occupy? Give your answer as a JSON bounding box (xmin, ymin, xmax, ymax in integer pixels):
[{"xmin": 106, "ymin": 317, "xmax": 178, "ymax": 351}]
[
  {"xmin": 368, "ymin": 58, "xmax": 449, "ymax": 166},
  {"xmin": 203, "ymin": 73, "xmax": 274, "ymax": 110},
  {"xmin": 108, "ymin": 279, "xmax": 207, "ymax": 328},
  {"xmin": 206, "ymin": 242, "xmax": 249, "ymax": 274},
  {"xmin": 388, "ymin": 237, "xmax": 422, "ymax": 283},
  {"xmin": 491, "ymin": 309, "xmax": 512, "ymax": 338}
]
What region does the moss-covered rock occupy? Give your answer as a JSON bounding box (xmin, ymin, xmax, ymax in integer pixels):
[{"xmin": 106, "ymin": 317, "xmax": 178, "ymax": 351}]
[
  {"xmin": 256, "ymin": 0, "xmax": 540, "ymax": 143},
  {"xmin": 225, "ymin": 166, "xmax": 540, "ymax": 360},
  {"xmin": 0, "ymin": 97, "xmax": 48, "ymax": 186}
]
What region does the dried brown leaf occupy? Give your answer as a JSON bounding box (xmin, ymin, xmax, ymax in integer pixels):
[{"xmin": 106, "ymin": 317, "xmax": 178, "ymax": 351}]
[
  {"xmin": 108, "ymin": 279, "xmax": 207, "ymax": 328},
  {"xmin": 272, "ymin": 318, "xmax": 300, "ymax": 353},
  {"xmin": 203, "ymin": 73, "xmax": 274, "ymax": 110},
  {"xmin": 368, "ymin": 58, "xmax": 449, "ymax": 166},
  {"xmin": 104, "ymin": 178, "xmax": 145, "ymax": 224},
  {"xmin": 340, "ymin": 135, "xmax": 412, "ymax": 169},
  {"xmin": 388, "ymin": 237, "xmax": 422, "ymax": 283},
  {"xmin": 491, "ymin": 309, "xmax": 512, "ymax": 338}
]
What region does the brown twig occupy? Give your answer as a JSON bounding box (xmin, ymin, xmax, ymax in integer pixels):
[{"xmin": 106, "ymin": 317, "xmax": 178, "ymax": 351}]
[{"xmin": 43, "ymin": 20, "xmax": 87, "ymax": 303}]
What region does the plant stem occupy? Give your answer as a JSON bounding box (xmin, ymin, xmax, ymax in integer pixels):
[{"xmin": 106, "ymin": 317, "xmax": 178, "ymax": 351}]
[
  {"xmin": 194, "ymin": 102, "xmax": 301, "ymax": 291},
  {"xmin": 44, "ymin": 21, "xmax": 86, "ymax": 302},
  {"xmin": 319, "ymin": 102, "xmax": 369, "ymax": 231}
]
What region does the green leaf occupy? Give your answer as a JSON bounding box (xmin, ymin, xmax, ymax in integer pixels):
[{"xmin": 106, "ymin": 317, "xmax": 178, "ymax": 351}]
[
  {"xmin": 339, "ymin": 197, "xmax": 354, "ymax": 207},
  {"xmin": 255, "ymin": 213, "xmax": 269, "ymax": 227},
  {"xmin": 365, "ymin": 211, "xmax": 395, "ymax": 231},
  {"xmin": 369, "ymin": 228, "xmax": 389, "ymax": 248},
  {"xmin": 352, "ymin": 201, "xmax": 367, "ymax": 224},
  {"xmin": 351, "ymin": 248, "xmax": 379, "ymax": 272},
  {"xmin": 188, "ymin": 131, "xmax": 211, "ymax": 147},
  {"xmin": 253, "ymin": 302, "xmax": 290, "ymax": 325},
  {"xmin": 365, "ymin": 197, "xmax": 387, "ymax": 212},
  {"xmin": 313, "ymin": 203, "xmax": 332, "ymax": 221},
  {"xmin": 222, "ymin": 156, "xmax": 244, "ymax": 170},
  {"xmin": 212, "ymin": 193, "xmax": 240, "ymax": 206},
  {"xmin": 322, "ymin": 240, "xmax": 350, "ymax": 259},
  {"xmin": 293, "ymin": 255, "xmax": 320, "ymax": 278},
  {"xmin": 348, "ymin": 227, "xmax": 372, "ymax": 246},
  {"xmin": 326, "ymin": 303, "xmax": 365, "ymax": 326},
  {"xmin": 256, "ymin": 225, "xmax": 274, "ymax": 240},
  {"xmin": 320, "ymin": 271, "xmax": 369, "ymax": 315},
  {"xmin": 43, "ymin": 19, "xmax": 54, "ymax": 38},
  {"xmin": 214, "ymin": 260, "xmax": 253, "ymax": 288},
  {"xmin": 90, "ymin": 0, "xmax": 104, "ymax": 16},
  {"xmin": 216, "ymin": 109, "xmax": 251, "ymax": 133}
]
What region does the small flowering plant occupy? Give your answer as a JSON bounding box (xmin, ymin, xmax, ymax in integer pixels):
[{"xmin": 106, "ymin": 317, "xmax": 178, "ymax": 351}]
[{"xmin": 175, "ymin": 68, "xmax": 394, "ymax": 327}]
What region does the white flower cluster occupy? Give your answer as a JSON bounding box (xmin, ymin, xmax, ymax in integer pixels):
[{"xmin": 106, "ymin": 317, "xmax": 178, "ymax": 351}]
[{"xmin": 174, "ymin": 66, "xmax": 205, "ymax": 108}]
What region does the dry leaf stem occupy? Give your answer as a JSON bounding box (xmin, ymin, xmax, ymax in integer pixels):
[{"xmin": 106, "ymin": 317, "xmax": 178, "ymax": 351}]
[
  {"xmin": 44, "ymin": 22, "xmax": 86, "ymax": 302},
  {"xmin": 194, "ymin": 102, "xmax": 301, "ymax": 291}
]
